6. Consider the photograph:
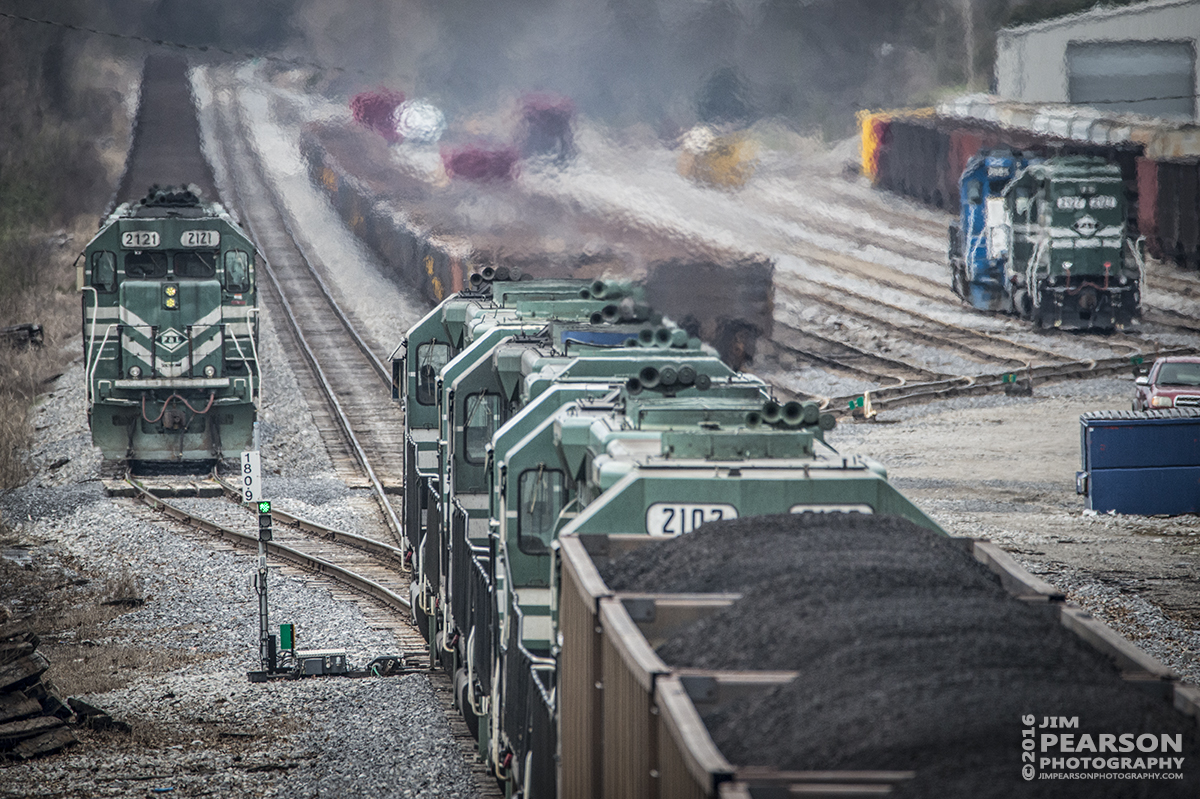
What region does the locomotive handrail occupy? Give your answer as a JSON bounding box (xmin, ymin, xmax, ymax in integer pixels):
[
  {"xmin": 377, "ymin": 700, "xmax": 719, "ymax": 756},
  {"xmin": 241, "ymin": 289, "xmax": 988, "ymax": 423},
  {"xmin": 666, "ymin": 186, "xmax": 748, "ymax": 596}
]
[
  {"xmin": 224, "ymin": 321, "xmax": 258, "ymax": 407},
  {"xmin": 82, "ymin": 285, "xmax": 100, "ymax": 407},
  {"xmin": 85, "ymin": 317, "xmax": 117, "ymax": 408},
  {"xmin": 246, "ymin": 310, "xmax": 261, "ymax": 403},
  {"xmin": 1129, "ymin": 235, "xmax": 1147, "ymax": 288}
]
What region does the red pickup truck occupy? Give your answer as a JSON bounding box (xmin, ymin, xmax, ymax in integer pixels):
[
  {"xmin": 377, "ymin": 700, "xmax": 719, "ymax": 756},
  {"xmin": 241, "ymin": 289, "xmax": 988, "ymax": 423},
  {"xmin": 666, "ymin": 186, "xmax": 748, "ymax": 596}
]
[{"xmin": 1134, "ymin": 356, "xmax": 1200, "ymax": 410}]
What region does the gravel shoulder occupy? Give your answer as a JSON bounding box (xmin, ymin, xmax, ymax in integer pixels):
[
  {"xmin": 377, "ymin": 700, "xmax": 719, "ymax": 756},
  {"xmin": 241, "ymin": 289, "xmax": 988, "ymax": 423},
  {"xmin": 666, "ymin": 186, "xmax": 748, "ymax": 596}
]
[{"xmin": 0, "ymin": 339, "xmax": 481, "ymax": 799}]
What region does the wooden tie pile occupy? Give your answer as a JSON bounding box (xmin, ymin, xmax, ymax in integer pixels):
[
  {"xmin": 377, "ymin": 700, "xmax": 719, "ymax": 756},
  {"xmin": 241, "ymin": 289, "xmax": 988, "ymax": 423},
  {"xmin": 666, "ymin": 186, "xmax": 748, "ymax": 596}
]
[{"xmin": 0, "ymin": 625, "xmax": 126, "ymax": 760}]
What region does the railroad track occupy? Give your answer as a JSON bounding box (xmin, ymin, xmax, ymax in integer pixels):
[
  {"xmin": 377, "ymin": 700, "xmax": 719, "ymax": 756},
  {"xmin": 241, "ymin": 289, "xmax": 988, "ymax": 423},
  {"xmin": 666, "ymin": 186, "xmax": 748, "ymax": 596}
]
[
  {"xmin": 822, "ymin": 346, "xmax": 1195, "ymax": 415},
  {"xmin": 122, "ymin": 471, "xmax": 506, "ymax": 797},
  {"xmin": 186, "ymin": 67, "xmax": 503, "ymax": 796},
  {"xmin": 203, "ymin": 75, "xmax": 407, "ymax": 545},
  {"xmin": 772, "ymin": 320, "xmax": 947, "ymax": 385},
  {"xmin": 775, "ymin": 282, "xmax": 1080, "ymax": 369},
  {"xmin": 126, "ymin": 470, "xmax": 419, "ymax": 649}
]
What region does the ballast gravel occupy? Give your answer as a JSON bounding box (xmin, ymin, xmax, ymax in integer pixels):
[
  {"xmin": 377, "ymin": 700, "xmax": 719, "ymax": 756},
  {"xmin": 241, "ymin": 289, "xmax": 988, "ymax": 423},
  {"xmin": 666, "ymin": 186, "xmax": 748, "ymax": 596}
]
[
  {"xmin": 0, "ymin": 356, "xmax": 479, "ymax": 799},
  {"xmin": 602, "ymin": 514, "xmax": 1199, "ymax": 798}
]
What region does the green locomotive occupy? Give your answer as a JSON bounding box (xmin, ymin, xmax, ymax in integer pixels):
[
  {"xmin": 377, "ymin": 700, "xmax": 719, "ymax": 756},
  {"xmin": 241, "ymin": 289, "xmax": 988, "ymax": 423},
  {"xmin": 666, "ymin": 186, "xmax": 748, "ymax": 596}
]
[
  {"xmin": 81, "ymin": 186, "xmax": 259, "ymax": 463},
  {"xmin": 1004, "ymin": 155, "xmax": 1142, "ymax": 329},
  {"xmin": 395, "ymin": 274, "xmax": 944, "ymax": 794}
]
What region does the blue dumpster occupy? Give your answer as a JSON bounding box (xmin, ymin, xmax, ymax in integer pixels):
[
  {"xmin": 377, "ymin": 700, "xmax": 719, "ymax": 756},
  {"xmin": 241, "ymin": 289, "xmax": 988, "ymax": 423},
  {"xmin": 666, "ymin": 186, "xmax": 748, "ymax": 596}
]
[{"xmin": 1077, "ymin": 409, "xmax": 1200, "ymax": 515}]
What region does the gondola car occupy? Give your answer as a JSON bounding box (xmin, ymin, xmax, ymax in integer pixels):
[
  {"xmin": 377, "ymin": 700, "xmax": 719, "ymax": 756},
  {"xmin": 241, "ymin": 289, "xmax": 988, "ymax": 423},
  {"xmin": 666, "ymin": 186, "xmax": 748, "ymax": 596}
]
[
  {"xmin": 80, "ymin": 185, "xmax": 259, "ymax": 462},
  {"xmin": 395, "ymin": 272, "xmax": 1200, "ymax": 797}
]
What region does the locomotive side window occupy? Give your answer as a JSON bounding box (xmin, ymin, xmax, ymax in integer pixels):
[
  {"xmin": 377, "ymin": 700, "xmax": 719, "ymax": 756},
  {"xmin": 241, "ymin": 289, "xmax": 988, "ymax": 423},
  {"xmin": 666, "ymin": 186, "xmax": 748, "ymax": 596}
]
[
  {"xmin": 966, "ymin": 180, "xmax": 983, "ymax": 204},
  {"xmin": 415, "ymin": 342, "xmax": 451, "ymax": 405},
  {"xmin": 174, "ymin": 251, "xmax": 217, "ymax": 278},
  {"xmin": 90, "ymin": 251, "xmax": 116, "ymax": 292},
  {"xmin": 518, "ymin": 466, "xmax": 564, "ymax": 554},
  {"xmin": 124, "ymin": 251, "xmax": 167, "ymax": 278},
  {"xmin": 224, "ymin": 250, "xmax": 249, "ymax": 292},
  {"xmin": 463, "ymin": 392, "xmax": 500, "ymax": 463}
]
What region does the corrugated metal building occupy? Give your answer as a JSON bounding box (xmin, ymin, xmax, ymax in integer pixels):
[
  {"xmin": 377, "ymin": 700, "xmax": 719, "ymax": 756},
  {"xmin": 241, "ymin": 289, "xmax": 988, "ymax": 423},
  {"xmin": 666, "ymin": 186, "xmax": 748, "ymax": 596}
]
[{"xmin": 995, "ymin": 0, "xmax": 1200, "ymax": 120}]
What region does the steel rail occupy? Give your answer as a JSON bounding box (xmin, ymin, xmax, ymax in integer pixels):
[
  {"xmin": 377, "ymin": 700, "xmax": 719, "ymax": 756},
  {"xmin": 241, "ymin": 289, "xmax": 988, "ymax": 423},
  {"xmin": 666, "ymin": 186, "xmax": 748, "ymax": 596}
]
[
  {"xmin": 776, "ymin": 281, "xmax": 1072, "ymax": 367},
  {"xmin": 206, "ymin": 89, "xmax": 405, "ymax": 548},
  {"xmin": 826, "ymin": 346, "xmax": 1195, "ymax": 413},
  {"xmin": 772, "ymin": 320, "xmax": 947, "ymax": 385},
  {"xmin": 227, "ymin": 90, "xmax": 389, "ymax": 387},
  {"xmin": 211, "ymin": 470, "xmax": 406, "ymax": 564},
  {"xmin": 126, "ymin": 472, "xmax": 410, "ymax": 611}
]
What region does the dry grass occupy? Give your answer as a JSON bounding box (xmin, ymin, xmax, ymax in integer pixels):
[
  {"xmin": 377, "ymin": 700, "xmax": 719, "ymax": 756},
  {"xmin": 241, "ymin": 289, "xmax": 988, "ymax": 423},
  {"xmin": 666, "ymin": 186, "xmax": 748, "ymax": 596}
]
[
  {"xmin": 2, "ymin": 552, "xmax": 213, "ymax": 699},
  {"xmin": 0, "ymin": 218, "xmax": 92, "ymax": 488}
]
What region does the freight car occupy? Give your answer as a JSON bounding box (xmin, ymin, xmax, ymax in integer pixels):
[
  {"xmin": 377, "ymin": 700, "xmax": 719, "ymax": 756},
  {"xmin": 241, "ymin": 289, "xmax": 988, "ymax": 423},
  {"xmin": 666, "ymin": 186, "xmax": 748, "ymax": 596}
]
[
  {"xmin": 861, "ymin": 100, "xmax": 1200, "ymax": 271},
  {"xmin": 950, "ymin": 153, "xmax": 1144, "ymax": 329},
  {"xmin": 394, "ymin": 271, "xmax": 1198, "ymax": 796},
  {"xmin": 81, "ymin": 185, "xmax": 260, "ymax": 462},
  {"xmin": 301, "ymin": 117, "xmax": 774, "ymax": 370}
]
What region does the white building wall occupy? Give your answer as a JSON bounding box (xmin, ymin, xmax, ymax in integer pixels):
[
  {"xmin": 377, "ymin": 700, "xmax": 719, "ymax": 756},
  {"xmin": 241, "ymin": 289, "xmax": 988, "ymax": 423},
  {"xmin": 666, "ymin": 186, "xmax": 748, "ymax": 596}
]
[{"xmin": 995, "ymin": 0, "xmax": 1200, "ymax": 114}]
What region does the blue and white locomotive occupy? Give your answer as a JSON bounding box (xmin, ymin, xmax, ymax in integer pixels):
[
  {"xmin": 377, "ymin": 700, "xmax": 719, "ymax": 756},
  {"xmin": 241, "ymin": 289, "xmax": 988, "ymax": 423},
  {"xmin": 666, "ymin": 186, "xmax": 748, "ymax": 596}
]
[{"xmin": 948, "ymin": 149, "xmax": 1034, "ymax": 311}]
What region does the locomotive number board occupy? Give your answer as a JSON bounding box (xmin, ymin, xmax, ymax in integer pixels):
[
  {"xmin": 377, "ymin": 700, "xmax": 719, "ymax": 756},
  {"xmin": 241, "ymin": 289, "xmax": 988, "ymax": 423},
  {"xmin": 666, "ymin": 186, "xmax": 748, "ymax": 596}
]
[
  {"xmin": 645, "ymin": 503, "xmax": 738, "ymax": 536},
  {"xmin": 180, "ymin": 230, "xmax": 220, "ymax": 247},
  {"xmin": 121, "ymin": 231, "xmax": 161, "ymax": 248}
]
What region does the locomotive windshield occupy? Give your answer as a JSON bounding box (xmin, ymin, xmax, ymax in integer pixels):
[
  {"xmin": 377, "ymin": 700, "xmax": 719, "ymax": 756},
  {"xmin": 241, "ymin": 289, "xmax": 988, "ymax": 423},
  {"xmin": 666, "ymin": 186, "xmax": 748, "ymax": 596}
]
[
  {"xmin": 463, "ymin": 392, "xmax": 500, "ymax": 463},
  {"xmin": 224, "ymin": 251, "xmax": 249, "ymax": 291},
  {"xmin": 174, "ymin": 251, "xmax": 217, "ymax": 278},
  {"xmin": 518, "ymin": 466, "xmax": 565, "ymax": 554},
  {"xmin": 416, "ymin": 341, "xmax": 452, "ymax": 405},
  {"xmin": 90, "ymin": 251, "xmax": 116, "ymax": 292},
  {"xmin": 125, "ymin": 251, "xmax": 167, "ymax": 278}
]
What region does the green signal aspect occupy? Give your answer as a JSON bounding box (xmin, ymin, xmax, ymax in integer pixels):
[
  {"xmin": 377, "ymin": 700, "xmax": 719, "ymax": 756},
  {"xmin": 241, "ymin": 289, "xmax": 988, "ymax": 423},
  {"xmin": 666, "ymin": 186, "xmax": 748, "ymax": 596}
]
[{"xmin": 257, "ymin": 500, "xmax": 271, "ymax": 514}]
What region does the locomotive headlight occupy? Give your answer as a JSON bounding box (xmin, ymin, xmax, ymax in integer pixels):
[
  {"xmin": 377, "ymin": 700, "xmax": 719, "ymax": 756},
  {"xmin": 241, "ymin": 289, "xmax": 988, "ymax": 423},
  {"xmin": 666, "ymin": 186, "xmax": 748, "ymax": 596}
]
[
  {"xmin": 203, "ymin": 365, "xmax": 216, "ymax": 377},
  {"xmin": 163, "ymin": 283, "xmax": 179, "ymax": 310},
  {"xmin": 128, "ymin": 366, "xmax": 142, "ymax": 378}
]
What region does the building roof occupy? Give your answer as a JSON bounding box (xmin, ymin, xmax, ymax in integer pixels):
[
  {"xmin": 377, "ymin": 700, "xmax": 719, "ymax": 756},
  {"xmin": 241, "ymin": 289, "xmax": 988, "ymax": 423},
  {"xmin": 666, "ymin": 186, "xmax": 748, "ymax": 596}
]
[
  {"xmin": 939, "ymin": 93, "xmax": 1200, "ymax": 158},
  {"xmin": 999, "ymin": 0, "xmax": 1200, "ymax": 37}
]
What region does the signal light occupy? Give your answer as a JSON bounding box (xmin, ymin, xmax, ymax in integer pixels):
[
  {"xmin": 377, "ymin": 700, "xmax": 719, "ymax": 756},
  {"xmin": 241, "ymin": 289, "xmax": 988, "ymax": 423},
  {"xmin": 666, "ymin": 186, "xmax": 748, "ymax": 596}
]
[{"xmin": 258, "ymin": 501, "xmax": 272, "ymax": 541}]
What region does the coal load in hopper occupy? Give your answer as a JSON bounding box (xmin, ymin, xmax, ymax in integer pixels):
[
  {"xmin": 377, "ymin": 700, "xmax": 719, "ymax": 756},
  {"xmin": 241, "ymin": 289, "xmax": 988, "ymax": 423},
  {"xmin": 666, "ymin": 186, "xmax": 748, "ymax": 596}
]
[{"xmin": 599, "ymin": 513, "xmax": 1199, "ymax": 799}]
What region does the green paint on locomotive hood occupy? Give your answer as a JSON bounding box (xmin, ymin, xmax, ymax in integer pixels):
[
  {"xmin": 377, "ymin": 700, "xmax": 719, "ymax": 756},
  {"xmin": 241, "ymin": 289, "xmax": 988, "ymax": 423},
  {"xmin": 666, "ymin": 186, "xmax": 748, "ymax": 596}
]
[
  {"xmin": 1004, "ymin": 156, "xmax": 1130, "ymax": 277},
  {"xmin": 117, "ymin": 281, "xmax": 224, "ymax": 378},
  {"xmin": 557, "ymin": 461, "xmax": 943, "ymax": 540}
]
